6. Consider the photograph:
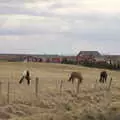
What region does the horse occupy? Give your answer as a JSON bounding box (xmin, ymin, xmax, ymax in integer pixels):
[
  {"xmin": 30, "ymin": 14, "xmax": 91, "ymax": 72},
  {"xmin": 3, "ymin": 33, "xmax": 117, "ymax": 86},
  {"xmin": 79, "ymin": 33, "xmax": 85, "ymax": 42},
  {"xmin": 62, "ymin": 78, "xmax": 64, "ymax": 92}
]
[
  {"xmin": 99, "ymin": 71, "xmax": 108, "ymax": 83},
  {"xmin": 68, "ymin": 72, "xmax": 83, "ymax": 84},
  {"xmin": 68, "ymin": 72, "xmax": 83, "ymax": 93},
  {"xmin": 19, "ymin": 70, "xmax": 31, "ymax": 85}
]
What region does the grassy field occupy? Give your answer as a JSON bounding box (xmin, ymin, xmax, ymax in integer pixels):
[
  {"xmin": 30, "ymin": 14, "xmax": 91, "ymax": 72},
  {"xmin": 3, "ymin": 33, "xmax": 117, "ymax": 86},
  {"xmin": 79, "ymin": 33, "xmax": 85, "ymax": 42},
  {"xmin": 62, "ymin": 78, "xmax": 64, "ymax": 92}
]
[{"xmin": 0, "ymin": 62, "xmax": 120, "ymax": 120}]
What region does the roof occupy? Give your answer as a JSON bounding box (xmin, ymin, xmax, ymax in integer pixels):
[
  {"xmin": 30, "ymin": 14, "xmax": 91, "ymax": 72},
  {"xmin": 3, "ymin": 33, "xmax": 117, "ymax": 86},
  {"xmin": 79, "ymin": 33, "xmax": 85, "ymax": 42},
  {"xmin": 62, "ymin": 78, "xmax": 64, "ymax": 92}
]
[{"xmin": 77, "ymin": 51, "xmax": 101, "ymax": 57}]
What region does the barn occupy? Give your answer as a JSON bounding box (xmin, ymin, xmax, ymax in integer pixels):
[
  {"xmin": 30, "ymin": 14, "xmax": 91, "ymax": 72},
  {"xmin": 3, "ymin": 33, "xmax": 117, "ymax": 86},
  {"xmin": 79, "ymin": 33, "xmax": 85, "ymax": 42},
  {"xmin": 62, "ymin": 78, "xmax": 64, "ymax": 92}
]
[
  {"xmin": 76, "ymin": 51, "xmax": 102, "ymax": 63},
  {"xmin": 77, "ymin": 51, "xmax": 101, "ymax": 57}
]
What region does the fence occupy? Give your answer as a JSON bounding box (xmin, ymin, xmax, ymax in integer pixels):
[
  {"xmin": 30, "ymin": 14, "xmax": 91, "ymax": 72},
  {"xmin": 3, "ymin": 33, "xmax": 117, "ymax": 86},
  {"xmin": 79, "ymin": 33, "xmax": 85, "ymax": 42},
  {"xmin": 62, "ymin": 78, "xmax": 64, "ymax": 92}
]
[
  {"xmin": 0, "ymin": 78, "xmax": 40, "ymax": 104},
  {"xmin": 0, "ymin": 77, "xmax": 113, "ymax": 105}
]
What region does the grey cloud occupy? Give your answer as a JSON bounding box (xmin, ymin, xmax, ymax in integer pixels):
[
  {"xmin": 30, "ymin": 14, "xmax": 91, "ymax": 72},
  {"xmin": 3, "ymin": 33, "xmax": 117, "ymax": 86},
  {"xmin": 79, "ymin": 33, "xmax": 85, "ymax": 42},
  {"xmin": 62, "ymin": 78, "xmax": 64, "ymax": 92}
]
[
  {"xmin": 0, "ymin": 28, "xmax": 49, "ymax": 35},
  {"xmin": 0, "ymin": 26, "xmax": 65, "ymax": 35},
  {"xmin": 49, "ymin": 1, "xmax": 78, "ymax": 9},
  {"xmin": 0, "ymin": 6, "xmax": 31, "ymax": 15},
  {"xmin": 0, "ymin": 0, "xmax": 120, "ymax": 54},
  {"xmin": 0, "ymin": 12, "xmax": 120, "ymax": 43},
  {"xmin": 0, "ymin": 0, "xmax": 120, "ymax": 42},
  {"xmin": 0, "ymin": 3, "xmax": 56, "ymax": 17},
  {"xmin": 0, "ymin": 0, "xmax": 80, "ymax": 17},
  {"xmin": 0, "ymin": 35, "xmax": 74, "ymax": 54},
  {"xmin": 0, "ymin": 0, "xmax": 99, "ymax": 19},
  {"xmin": 0, "ymin": 0, "xmax": 44, "ymax": 3}
]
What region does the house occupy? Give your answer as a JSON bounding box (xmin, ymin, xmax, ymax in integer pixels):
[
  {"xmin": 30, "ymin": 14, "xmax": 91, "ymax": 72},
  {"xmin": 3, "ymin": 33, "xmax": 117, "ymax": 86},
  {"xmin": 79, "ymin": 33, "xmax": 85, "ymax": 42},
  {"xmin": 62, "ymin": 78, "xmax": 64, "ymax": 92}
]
[
  {"xmin": 64, "ymin": 56, "xmax": 76, "ymax": 62},
  {"xmin": 77, "ymin": 51, "xmax": 101, "ymax": 57},
  {"xmin": 94, "ymin": 56, "xmax": 106, "ymax": 64},
  {"xmin": 76, "ymin": 51, "xmax": 102, "ymax": 63},
  {"xmin": 104, "ymin": 55, "xmax": 120, "ymax": 65}
]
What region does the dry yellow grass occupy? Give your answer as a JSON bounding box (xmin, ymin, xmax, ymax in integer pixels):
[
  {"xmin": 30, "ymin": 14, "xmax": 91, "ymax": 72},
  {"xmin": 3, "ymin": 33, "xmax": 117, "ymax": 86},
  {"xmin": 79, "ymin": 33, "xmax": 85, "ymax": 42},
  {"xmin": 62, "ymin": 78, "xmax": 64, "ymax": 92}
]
[{"xmin": 0, "ymin": 62, "xmax": 120, "ymax": 120}]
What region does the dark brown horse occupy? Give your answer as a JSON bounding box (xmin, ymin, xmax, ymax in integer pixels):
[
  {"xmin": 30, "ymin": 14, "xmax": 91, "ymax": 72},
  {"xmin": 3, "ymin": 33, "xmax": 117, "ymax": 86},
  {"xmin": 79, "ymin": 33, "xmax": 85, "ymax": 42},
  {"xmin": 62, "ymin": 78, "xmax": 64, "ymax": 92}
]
[
  {"xmin": 99, "ymin": 71, "xmax": 108, "ymax": 83},
  {"xmin": 68, "ymin": 72, "xmax": 83, "ymax": 84}
]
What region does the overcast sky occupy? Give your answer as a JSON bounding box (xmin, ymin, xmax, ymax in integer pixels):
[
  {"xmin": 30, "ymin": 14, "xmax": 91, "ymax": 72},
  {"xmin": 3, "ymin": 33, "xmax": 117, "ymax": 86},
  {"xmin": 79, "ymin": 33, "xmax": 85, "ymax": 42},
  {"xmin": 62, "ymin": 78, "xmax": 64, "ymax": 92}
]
[{"xmin": 0, "ymin": 0, "xmax": 120, "ymax": 55}]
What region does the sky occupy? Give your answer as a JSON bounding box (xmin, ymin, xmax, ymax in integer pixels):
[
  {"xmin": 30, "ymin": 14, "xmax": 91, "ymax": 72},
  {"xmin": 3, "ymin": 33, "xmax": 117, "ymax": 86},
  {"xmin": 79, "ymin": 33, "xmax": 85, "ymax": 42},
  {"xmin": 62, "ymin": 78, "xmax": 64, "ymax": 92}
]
[{"xmin": 0, "ymin": 0, "xmax": 120, "ymax": 55}]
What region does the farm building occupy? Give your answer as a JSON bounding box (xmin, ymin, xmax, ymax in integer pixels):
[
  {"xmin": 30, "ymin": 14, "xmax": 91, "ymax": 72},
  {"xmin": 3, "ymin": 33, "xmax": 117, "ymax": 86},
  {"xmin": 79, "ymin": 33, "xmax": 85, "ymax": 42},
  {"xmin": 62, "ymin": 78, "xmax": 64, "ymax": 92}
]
[
  {"xmin": 24, "ymin": 56, "xmax": 43, "ymax": 62},
  {"xmin": 76, "ymin": 56, "xmax": 96, "ymax": 63},
  {"xmin": 23, "ymin": 54, "xmax": 62, "ymax": 63},
  {"xmin": 77, "ymin": 51, "xmax": 101, "ymax": 57},
  {"xmin": 62, "ymin": 56, "xmax": 76, "ymax": 62},
  {"xmin": 0, "ymin": 52, "xmax": 120, "ymax": 66},
  {"xmin": 76, "ymin": 51, "xmax": 102, "ymax": 63},
  {"xmin": 104, "ymin": 55, "xmax": 120, "ymax": 65},
  {"xmin": 94, "ymin": 56, "xmax": 106, "ymax": 63},
  {"xmin": 0, "ymin": 54, "xmax": 24, "ymax": 61},
  {"xmin": 0, "ymin": 54, "xmax": 63, "ymax": 63}
]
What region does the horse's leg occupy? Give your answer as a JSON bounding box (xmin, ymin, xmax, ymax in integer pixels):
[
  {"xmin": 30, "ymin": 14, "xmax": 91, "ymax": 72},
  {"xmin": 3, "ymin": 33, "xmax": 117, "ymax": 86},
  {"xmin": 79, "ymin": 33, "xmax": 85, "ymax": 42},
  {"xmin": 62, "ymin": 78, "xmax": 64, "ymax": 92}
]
[
  {"xmin": 102, "ymin": 77, "xmax": 104, "ymax": 83},
  {"xmin": 103, "ymin": 77, "xmax": 105, "ymax": 83},
  {"xmin": 19, "ymin": 76, "xmax": 24, "ymax": 84},
  {"xmin": 105, "ymin": 76, "xmax": 107, "ymax": 83},
  {"xmin": 104, "ymin": 76, "xmax": 107, "ymax": 83},
  {"xmin": 72, "ymin": 78, "xmax": 74, "ymax": 84},
  {"xmin": 77, "ymin": 79, "xmax": 80, "ymax": 93},
  {"xmin": 68, "ymin": 76, "xmax": 72, "ymax": 82},
  {"xmin": 72, "ymin": 78, "xmax": 76, "ymax": 93},
  {"xmin": 27, "ymin": 79, "xmax": 30, "ymax": 85},
  {"xmin": 26, "ymin": 76, "xmax": 30, "ymax": 85},
  {"xmin": 99, "ymin": 77, "xmax": 102, "ymax": 83}
]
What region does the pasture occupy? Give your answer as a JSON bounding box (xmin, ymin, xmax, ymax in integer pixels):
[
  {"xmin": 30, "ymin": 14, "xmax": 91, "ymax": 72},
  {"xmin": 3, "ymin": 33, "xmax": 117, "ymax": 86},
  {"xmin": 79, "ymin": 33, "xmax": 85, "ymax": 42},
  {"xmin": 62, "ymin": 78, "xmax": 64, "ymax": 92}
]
[{"xmin": 0, "ymin": 62, "xmax": 120, "ymax": 120}]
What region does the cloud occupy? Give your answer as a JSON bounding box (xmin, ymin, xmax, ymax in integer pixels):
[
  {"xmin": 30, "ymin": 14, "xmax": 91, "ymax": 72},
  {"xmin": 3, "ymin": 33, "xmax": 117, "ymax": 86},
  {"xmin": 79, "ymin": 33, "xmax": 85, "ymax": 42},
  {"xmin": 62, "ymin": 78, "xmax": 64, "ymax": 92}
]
[
  {"xmin": 0, "ymin": 0, "xmax": 120, "ymax": 54},
  {"xmin": 0, "ymin": 35, "xmax": 74, "ymax": 54}
]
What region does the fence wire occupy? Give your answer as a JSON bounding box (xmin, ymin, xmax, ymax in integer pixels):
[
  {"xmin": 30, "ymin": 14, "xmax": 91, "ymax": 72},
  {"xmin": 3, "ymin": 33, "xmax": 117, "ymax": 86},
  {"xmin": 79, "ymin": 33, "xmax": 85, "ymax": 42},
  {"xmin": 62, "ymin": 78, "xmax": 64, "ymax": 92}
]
[{"xmin": 0, "ymin": 77, "xmax": 114, "ymax": 105}]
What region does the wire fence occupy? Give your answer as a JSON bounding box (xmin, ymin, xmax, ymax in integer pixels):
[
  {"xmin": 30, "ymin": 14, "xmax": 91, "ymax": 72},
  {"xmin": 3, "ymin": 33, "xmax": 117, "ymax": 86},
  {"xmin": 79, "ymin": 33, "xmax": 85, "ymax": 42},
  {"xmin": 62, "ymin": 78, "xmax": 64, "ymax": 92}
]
[{"xmin": 0, "ymin": 77, "xmax": 113, "ymax": 105}]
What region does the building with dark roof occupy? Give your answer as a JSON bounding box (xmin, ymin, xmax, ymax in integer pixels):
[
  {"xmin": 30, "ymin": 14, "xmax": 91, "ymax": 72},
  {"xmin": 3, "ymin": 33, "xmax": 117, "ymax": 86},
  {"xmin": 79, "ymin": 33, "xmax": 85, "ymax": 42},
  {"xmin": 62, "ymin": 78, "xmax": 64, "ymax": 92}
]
[{"xmin": 77, "ymin": 51, "xmax": 101, "ymax": 57}]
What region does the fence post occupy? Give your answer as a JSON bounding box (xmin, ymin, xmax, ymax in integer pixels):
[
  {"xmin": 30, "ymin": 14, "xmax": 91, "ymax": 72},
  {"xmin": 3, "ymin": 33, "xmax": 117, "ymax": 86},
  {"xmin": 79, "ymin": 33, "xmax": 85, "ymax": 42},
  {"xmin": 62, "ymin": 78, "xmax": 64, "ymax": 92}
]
[
  {"xmin": 13, "ymin": 86, "xmax": 15, "ymax": 103},
  {"xmin": 94, "ymin": 79, "xmax": 98, "ymax": 89},
  {"xmin": 56, "ymin": 80, "xmax": 58, "ymax": 90},
  {"xmin": 0, "ymin": 81, "xmax": 2, "ymax": 96},
  {"xmin": 0, "ymin": 81, "xmax": 2, "ymax": 104},
  {"xmin": 7, "ymin": 81, "xmax": 10, "ymax": 104},
  {"xmin": 77, "ymin": 80, "xmax": 80, "ymax": 94},
  {"xmin": 35, "ymin": 77, "xmax": 39, "ymax": 98},
  {"xmin": 60, "ymin": 80, "xmax": 63, "ymax": 94},
  {"xmin": 108, "ymin": 78, "xmax": 112, "ymax": 91}
]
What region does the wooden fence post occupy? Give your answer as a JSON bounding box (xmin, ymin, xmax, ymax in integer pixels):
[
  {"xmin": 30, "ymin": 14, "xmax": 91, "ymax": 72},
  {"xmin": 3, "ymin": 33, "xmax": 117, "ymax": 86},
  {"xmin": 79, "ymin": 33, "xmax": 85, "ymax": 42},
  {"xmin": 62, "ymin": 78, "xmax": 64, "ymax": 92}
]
[
  {"xmin": 7, "ymin": 81, "xmax": 10, "ymax": 104},
  {"xmin": 0, "ymin": 81, "xmax": 2, "ymax": 104},
  {"xmin": 0, "ymin": 81, "xmax": 2, "ymax": 96},
  {"xmin": 94, "ymin": 79, "xmax": 98, "ymax": 89},
  {"xmin": 13, "ymin": 86, "xmax": 15, "ymax": 103},
  {"xmin": 108, "ymin": 78, "xmax": 112, "ymax": 91},
  {"xmin": 56, "ymin": 80, "xmax": 58, "ymax": 90},
  {"xmin": 76, "ymin": 80, "xmax": 80, "ymax": 94},
  {"xmin": 60, "ymin": 80, "xmax": 63, "ymax": 94},
  {"xmin": 35, "ymin": 77, "xmax": 39, "ymax": 98}
]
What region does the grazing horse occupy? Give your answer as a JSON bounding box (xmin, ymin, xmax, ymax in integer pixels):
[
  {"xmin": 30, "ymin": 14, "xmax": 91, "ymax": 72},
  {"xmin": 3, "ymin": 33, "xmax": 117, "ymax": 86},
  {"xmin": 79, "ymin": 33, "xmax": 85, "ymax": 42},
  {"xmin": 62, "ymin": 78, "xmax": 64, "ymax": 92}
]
[
  {"xmin": 68, "ymin": 72, "xmax": 83, "ymax": 84},
  {"xmin": 68, "ymin": 72, "xmax": 83, "ymax": 93},
  {"xmin": 99, "ymin": 71, "xmax": 108, "ymax": 83},
  {"xmin": 19, "ymin": 70, "xmax": 31, "ymax": 85}
]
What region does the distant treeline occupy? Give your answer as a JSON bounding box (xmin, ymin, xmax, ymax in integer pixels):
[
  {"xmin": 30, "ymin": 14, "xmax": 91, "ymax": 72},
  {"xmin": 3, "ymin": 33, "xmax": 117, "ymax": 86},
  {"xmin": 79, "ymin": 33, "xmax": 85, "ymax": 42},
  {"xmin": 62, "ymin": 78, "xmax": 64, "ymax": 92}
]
[{"xmin": 61, "ymin": 58, "xmax": 120, "ymax": 70}]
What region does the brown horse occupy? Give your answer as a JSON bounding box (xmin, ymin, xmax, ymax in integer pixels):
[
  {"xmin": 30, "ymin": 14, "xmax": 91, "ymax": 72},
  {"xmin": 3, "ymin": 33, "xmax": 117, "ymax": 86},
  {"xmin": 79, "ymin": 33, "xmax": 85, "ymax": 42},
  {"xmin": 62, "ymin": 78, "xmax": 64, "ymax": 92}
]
[
  {"xmin": 68, "ymin": 72, "xmax": 83, "ymax": 84},
  {"xmin": 99, "ymin": 71, "xmax": 108, "ymax": 83},
  {"xmin": 68, "ymin": 72, "xmax": 83, "ymax": 93}
]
